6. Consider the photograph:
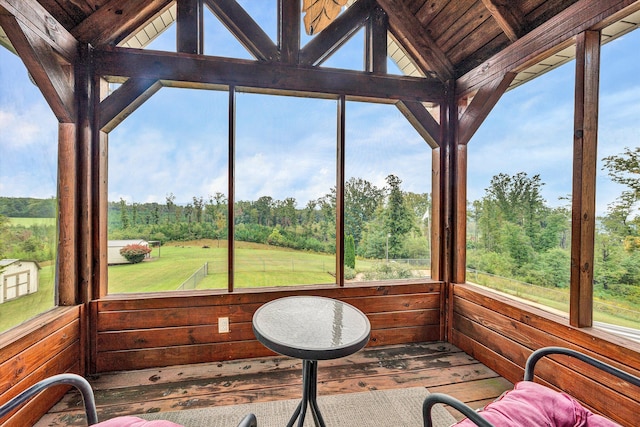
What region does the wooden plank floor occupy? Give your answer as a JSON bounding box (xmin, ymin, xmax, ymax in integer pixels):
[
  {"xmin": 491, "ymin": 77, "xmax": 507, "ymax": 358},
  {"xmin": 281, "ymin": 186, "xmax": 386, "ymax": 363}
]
[{"xmin": 37, "ymin": 342, "xmax": 512, "ymax": 426}]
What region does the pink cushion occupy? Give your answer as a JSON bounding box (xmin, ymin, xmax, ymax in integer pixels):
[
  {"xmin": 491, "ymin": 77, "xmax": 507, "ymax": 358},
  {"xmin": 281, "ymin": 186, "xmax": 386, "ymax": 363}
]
[
  {"xmin": 454, "ymin": 381, "xmax": 620, "ymax": 427},
  {"xmin": 94, "ymin": 416, "xmax": 183, "ymax": 426}
]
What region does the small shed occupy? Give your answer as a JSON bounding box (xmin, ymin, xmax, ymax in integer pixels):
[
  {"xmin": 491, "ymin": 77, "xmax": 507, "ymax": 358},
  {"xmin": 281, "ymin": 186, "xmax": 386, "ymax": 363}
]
[
  {"xmin": 108, "ymin": 239, "xmax": 149, "ymax": 265},
  {"xmin": 0, "ymin": 259, "xmax": 40, "ymax": 304}
]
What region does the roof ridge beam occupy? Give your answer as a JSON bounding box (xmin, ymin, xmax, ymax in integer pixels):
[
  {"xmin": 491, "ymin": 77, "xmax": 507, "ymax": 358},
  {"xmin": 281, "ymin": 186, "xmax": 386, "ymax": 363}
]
[{"xmin": 480, "ymin": 0, "xmax": 525, "ymax": 42}]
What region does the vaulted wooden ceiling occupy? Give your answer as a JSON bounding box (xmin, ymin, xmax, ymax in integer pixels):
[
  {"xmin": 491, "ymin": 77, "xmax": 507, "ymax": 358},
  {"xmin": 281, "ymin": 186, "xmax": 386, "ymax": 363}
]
[{"xmin": 3, "ymin": 1, "xmax": 639, "ymax": 84}]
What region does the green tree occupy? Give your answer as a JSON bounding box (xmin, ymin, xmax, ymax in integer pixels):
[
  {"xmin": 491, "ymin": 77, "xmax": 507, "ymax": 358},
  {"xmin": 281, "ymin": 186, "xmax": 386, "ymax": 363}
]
[
  {"xmin": 345, "ymin": 234, "xmax": 356, "ymax": 269},
  {"xmin": 344, "ymin": 178, "xmax": 385, "ymax": 246},
  {"xmin": 383, "ymin": 175, "xmax": 414, "ymax": 259},
  {"xmin": 119, "ymin": 198, "xmax": 129, "ymax": 229}
]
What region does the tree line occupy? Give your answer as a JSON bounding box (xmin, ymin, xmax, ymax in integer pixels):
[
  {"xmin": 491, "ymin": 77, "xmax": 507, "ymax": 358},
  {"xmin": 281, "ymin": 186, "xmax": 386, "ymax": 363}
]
[
  {"xmin": 0, "ymin": 197, "xmax": 56, "ymax": 218},
  {"xmin": 108, "ymin": 175, "xmax": 431, "ymax": 262}
]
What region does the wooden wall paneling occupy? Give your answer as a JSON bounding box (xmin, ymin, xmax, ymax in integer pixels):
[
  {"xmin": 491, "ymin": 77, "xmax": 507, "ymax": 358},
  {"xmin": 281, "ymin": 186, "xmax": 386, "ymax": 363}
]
[
  {"xmin": 570, "ymin": 30, "xmax": 600, "ymax": 327},
  {"xmin": 93, "ymin": 283, "xmax": 443, "ymax": 372},
  {"xmin": 451, "ymin": 284, "xmax": 640, "ymax": 426},
  {"xmin": 0, "ymin": 307, "xmax": 82, "ymax": 426}
]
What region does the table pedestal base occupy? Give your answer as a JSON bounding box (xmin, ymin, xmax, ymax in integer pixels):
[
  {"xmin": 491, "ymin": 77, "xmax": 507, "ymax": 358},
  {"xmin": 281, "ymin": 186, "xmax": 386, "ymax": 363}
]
[{"xmin": 287, "ymin": 360, "xmax": 326, "ymax": 427}]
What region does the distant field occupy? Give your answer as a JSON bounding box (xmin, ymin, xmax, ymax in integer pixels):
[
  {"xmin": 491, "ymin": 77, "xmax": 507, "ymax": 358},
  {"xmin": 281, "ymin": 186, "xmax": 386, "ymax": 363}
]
[{"xmin": 9, "ymin": 217, "xmax": 56, "ymax": 226}]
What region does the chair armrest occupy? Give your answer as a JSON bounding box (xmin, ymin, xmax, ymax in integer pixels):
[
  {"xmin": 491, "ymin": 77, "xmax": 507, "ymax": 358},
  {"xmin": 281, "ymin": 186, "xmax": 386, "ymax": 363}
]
[
  {"xmin": 525, "ymin": 346, "xmax": 640, "ymax": 387},
  {"xmin": 0, "ymin": 373, "xmax": 98, "ymax": 425},
  {"xmin": 237, "ymin": 413, "xmax": 257, "ymax": 427},
  {"xmin": 423, "ymin": 393, "xmax": 495, "ymax": 427}
]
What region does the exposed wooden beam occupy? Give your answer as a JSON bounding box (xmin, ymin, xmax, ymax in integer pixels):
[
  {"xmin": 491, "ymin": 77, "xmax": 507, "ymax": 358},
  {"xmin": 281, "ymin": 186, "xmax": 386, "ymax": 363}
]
[
  {"xmin": 396, "ymin": 101, "xmax": 440, "ymax": 148},
  {"xmin": 72, "ymin": 0, "xmax": 173, "ymax": 47},
  {"xmin": 570, "ymin": 30, "xmax": 600, "ymax": 328},
  {"xmin": 480, "ymin": 0, "xmax": 525, "ymax": 42},
  {"xmin": 0, "ymin": 14, "xmax": 74, "ymax": 122},
  {"xmin": 299, "ymin": 0, "xmax": 374, "ymax": 66},
  {"xmin": 205, "ymin": 0, "xmax": 279, "ymax": 61},
  {"xmin": 278, "ymin": 0, "xmax": 300, "ymax": 64},
  {"xmin": 366, "ymin": 6, "xmax": 388, "ymax": 73},
  {"xmin": 376, "ymin": 0, "xmax": 454, "ymax": 81},
  {"xmin": 457, "ymin": 72, "xmax": 515, "ymax": 145},
  {"xmin": 0, "ymin": 0, "xmax": 78, "ymax": 62},
  {"xmin": 93, "ymin": 47, "xmax": 445, "ymax": 103},
  {"xmin": 99, "ymin": 78, "xmax": 163, "ymax": 132},
  {"xmin": 177, "ymin": 0, "xmax": 203, "ymax": 54},
  {"xmin": 458, "ymin": 0, "xmax": 638, "ymax": 96}
]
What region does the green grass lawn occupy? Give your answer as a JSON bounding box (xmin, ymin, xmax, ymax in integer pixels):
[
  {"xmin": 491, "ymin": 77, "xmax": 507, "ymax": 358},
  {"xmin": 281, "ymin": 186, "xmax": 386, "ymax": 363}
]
[{"xmin": 8, "ymin": 217, "xmax": 56, "ymax": 226}]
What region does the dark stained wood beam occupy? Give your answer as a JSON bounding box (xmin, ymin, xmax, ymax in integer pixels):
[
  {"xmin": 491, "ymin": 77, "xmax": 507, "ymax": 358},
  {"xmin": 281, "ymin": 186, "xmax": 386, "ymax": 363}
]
[
  {"xmin": 457, "ymin": 72, "xmax": 515, "ymax": 145},
  {"xmin": 99, "ymin": 78, "xmax": 163, "ymax": 132},
  {"xmin": 205, "ymin": 0, "xmax": 278, "ymax": 61},
  {"xmin": 0, "ymin": 14, "xmax": 74, "ymax": 122},
  {"xmin": 177, "ymin": 0, "xmax": 203, "ymax": 54},
  {"xmin": 570, "ymin": 30, "xmax": 600, "ymax": 328},
  {"xmin": 480, "ymin": 0, "xmax": 525, "ymax": 42},
  {"xmin": 93, "ymin": 47, "xmax": 445, "ymax": 103},
  {"xmin": 376, "ymin": 0, "xmax": 454, "ymax": 81},
  {"xmin": 336, "ymin": 95, "xmax": 346, "ymax": 286},
  {"xmin": 72, "ymin": 0, "xmax": 173, "ymax": 47},
  {"xmin": 458, "ymin": 0, "xmax": 638, "ymax": 96},
  {"xmin": 396, "ymin": 101, "xmax": 440, "ymax": 148},
  {"xmin": 366, "ymin": 6, "xmax": 388, "ymax": 73},
  {"xmin": 300, "ymin": 0, "xmax": 374, "ymax": 66},
  {"xmin": 0, "ymin": 0, "xmax": 78, "ymax": 62},
  {"xmin": 278, "ymin": 0, "xmax": 300, "ymax": 64}
]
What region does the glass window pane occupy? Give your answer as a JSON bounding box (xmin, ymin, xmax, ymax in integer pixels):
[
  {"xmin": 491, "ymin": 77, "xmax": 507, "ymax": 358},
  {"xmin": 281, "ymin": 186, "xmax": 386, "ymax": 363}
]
[
  {"xmin": 345, "ymin": 102, "xmax": 431, "ymax": 283},
  {"xmin": 595, "ymin": 28, "xmax": 640, "ymax": 334},
  {"xmin": 467, "ymin": 63, "xmax": 574, "ymax": 315},
  {"xmin": 0, "ymin": 49, "xmax": 57, "ymax": 332},
  {"xmin": 234, "ymin": 93, "xmax": 336, "ymax": 288},
  {"xmin": 108, "ymin": 88, "xmax": 228, "ymax": 293}
]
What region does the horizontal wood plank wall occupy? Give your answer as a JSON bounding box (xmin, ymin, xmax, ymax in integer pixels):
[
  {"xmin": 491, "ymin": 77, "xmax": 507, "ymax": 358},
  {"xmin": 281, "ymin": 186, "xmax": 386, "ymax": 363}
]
[
  {"xmin": 451, "ymin": 283, "xmax": 640, "ymax": 427},
  {"xmin": 91, "ymin": 282, "xmax": 443, "ymax": 373},
  {"xmin": 0, "ymin": 306, "xmax": 84, "ymax": 427}
]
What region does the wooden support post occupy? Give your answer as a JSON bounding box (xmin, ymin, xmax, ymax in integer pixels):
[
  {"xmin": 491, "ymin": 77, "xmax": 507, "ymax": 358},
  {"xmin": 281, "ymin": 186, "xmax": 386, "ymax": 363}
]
[
  {"xmin": 177, "ymin": 0, "xmax": 203, "ymax": 54},
  {"xmin": 336, "ymin": 95, "xmax": 346, "ymax": 286},
  {"xmin": 366, "ymin": 6, "xmax": 387, "ymax": 73},
  {"xmin": 57, "ymin": 123, "xmax": 77, "ymax": 306},
  {"xmin": 440, "ymin": 80, "xmax": 457, "ymax": 285},
  {"xmin": 278, "ymin": 0, "xmax": 300, "ymax": 64},
  {"xmin": 570, "ymin": 30, "xmax": 600, "ymax": 327}
]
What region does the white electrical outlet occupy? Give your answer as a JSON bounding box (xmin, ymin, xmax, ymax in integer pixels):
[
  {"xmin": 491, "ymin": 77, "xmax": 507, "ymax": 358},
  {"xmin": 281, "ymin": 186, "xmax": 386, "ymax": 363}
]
[{"xmin": 218, "ymin": 317, "xmax": 230, "ymax": 333}]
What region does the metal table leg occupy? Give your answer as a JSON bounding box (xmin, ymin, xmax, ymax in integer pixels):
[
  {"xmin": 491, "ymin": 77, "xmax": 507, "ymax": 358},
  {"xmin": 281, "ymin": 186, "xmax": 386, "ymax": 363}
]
[{"xmin": 286, "ymin": 360, "xmax": 326, "ymax": 427}]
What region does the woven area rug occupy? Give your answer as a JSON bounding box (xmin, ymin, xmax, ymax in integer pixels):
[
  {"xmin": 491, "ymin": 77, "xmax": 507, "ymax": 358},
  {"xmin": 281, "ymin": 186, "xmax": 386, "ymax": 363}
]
[{"xmin": 138, "ymin": 387, "xmax": 457, "ymax": 427}]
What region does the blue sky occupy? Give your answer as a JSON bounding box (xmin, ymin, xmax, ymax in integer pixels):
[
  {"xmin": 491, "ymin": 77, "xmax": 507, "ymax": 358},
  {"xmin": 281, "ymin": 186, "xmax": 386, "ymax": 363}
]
[{"xmin": 1, "ymin": 5, "xmax": 639, "ymax": 215}]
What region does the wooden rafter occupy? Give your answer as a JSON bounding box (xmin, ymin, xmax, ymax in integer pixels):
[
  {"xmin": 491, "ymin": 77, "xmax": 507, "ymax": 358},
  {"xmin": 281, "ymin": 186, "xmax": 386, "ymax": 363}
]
[
  {"xmin": 93, "ymin": 47, "xmax": 444, "ymax": 103},
  {"xmin": 396, "ymin": 101, "xmax": 440, "ymax": 148},
  {"xmin": 99, "ymin": 78, "xmax": 163, "ymax": 132},
  {"xmin": 458, "ymin": 0, "xmax": 637, "ymax": 96},
  {"xmin": 376, "ymin": 0, "xmax": 454, "ymax": 81},
  {"xmin": 72, "ymin": 0, "xmax": 173, "ymax": 47},
  {"xmin": 0, "ymin": 0, "xmax": 78, "ymax": 62},
  {"xmin": 299, "ymin": 0, "xmax": 375, "ymax": 66},
  {"xmin": 0, "ymin": 14, "xmax": 74, "ymax": 122},
  {"xmin": 205, "ymin": 0, "xmax": 278, "ymax": 61},
  {"xmin": 457, "ymin": 72, "xmax": 515, "ymax": 145},
  {"xmin": 480, "ymin": 0, "xmax": 525, "ymax": 42}
]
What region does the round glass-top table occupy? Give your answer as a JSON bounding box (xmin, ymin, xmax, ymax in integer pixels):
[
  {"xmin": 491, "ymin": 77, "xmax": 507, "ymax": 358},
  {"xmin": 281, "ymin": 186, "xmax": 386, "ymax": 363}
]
[{"xmin": 252, "ymin": 296, "xmax": 371, "ymax": 427}]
